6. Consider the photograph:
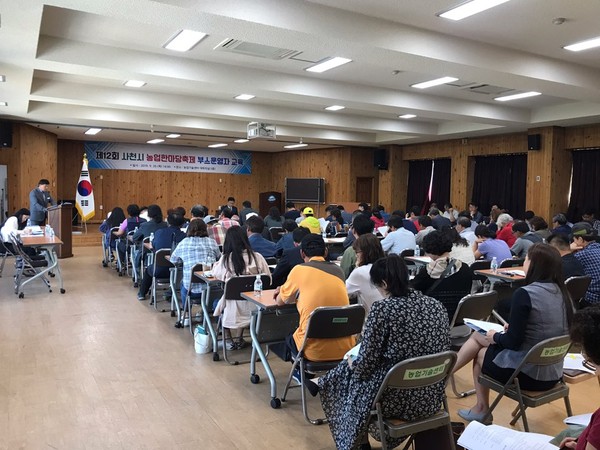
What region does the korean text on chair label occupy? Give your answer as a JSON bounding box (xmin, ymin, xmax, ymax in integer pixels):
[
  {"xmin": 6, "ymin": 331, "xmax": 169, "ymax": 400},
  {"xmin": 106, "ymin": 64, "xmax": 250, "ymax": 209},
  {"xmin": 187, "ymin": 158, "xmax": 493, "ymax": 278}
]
[
  {"xmin": 403, "ymin": 363, "xmax": 447, "ymax": 380},
  {"xmin": 541, "ymin": 343, "xmax": 570, "ymax": 357}
]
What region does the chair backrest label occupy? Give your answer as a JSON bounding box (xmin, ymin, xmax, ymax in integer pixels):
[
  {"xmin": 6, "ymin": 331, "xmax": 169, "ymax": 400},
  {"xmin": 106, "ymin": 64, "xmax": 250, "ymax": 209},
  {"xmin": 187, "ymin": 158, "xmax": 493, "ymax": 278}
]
[
  {"xmin": 332, "ymin": 317, "xmax": 348, "ymax": 323},
  {"xmin": 403, "ymin": 363, "xmax": 446, "ymax": 380},
  {"xmin": 541, "ymin": 343, "xmax": 570, "ymax": 357}
]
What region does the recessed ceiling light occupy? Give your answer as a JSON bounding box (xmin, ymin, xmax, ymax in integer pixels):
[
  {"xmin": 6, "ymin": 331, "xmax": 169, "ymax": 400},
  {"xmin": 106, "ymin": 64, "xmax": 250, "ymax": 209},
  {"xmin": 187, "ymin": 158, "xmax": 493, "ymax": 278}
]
[
  {"xmin": 438, "ymin": 0, "xmax": 511, "ymax": 21},
  {"xmin": 494, "ymin": 91, "xmax": 541, "ymax": 102},
  {"xmin": 234, "ymin": 139, "xmax": 249, "ymax": 143},
  {"xmin": 411, "ymin": 77, "xmax": 459, "ymax": 89},
  {"xmin": 208, "ymin": 143, "xmax": 228, "ymax": 148},
  {"xmin": 147, "ymin": 138, "xmax": 165, "ymax": 144},
  {"xmin": 164, "ymin": 29, "xmax": 208, "ymax": 52},
  {"xmin": 306, "ymin": 57, "xmax": 352, "ymax": 73},
  {"xmin": 564, "ymin": 36, "xmax": 600, "ymax": 52},
  {"xmin": 124, "ymin": 80, "xmax": 146, "ymax": 88},
  {"xmin": 166, "ymin": 134, "xmax": 181, "ymax": 138},
  {"xmin": 325, "ymin": 105, "xmax": 345, "ymax": 111},
  {"xmin": 85, "ymin": 128, "xmax": 102, "ymax": 135},
  {"xmin": 0, "ymin": 75, "xmax": 5, "ymax": 82},
  {"xmin": 234, "ymin": 94, "xmax": 255, "ymax": 101},
  {"xmin": 0, "ymin": 102, "xmax": 7, "ymax": 106},
  {"xmin": 398, "ymin": 114, "xmax": 417, "ymax": 119},
  {"xmin": 284, "ymin": 143, "xmax": 308, "ymax": 149}
]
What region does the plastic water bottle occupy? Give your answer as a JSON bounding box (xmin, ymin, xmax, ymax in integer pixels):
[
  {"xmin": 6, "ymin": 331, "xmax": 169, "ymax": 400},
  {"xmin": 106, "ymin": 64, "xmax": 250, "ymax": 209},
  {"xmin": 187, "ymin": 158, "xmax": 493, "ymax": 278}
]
[
  {"xmin": 414, "ymin": 245, "xmax": 420, "ymax": 257},
  {"xmin": 48, "ymin": 226, "xmax": 55, "ymax": 238},
  {"xmin": 149, "ymin": 232, "xmax": 154, "ymax": 243},
  {"xmin": 253, "ymin": 275, "xmax": 263, "ymax": 296},
  {"xmin": 45, "ymin": 224, "xmax": 51, "ymax": 235},
  {"xmin": 491, "ymin": 256, "xmax": 498, "ymax": 274},
  {"xmin": 322, "ymin": 229, "xmax": 327, "ymax": 240}
]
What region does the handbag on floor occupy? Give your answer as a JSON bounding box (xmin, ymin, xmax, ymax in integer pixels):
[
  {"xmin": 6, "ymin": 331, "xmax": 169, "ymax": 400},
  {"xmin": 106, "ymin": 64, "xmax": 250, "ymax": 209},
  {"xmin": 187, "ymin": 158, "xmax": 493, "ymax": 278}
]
[{"xmin": 194, "ymin": 325, "xmax": 212, "ymax": 354}]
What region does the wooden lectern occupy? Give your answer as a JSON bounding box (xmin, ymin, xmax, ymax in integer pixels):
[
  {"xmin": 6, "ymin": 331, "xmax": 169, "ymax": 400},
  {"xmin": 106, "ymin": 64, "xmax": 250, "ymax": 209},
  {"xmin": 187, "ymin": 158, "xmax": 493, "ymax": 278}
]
[{"xmin": 48, "ymin": 204, "xmax": 73, "ymax": 258}]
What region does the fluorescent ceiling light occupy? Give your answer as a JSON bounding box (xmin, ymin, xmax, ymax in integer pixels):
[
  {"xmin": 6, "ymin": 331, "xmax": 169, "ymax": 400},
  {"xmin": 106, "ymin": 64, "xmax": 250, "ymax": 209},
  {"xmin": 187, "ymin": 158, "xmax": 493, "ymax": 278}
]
[
  {"xmin": 564, "ymin": 36, "xmax": 600, "ymax": 52},
  {"xmin": 0, "ymin": 75, "xmax": 5, "ymax": 82},
  {"xmin": 494, "ymin": 91, "xmax": 541, "ymax": 102},
  {"xmin": 325, "ymin": 105, "xmax": 345, "ymax": 111},
  {"xmin": 164, "ymin": 30, "xmax": 207, "ymax": 52},
  {"xmin": 123, "ymin": 80, "xmax": 146, "ymax": 88},
  {"xmin": 284, "ymin": 143, "xmax": 308, "ymax": 149},
  {"xmin": 306, "ymin": 57, "xmax": 352, "ymax": 73},
  {"xmin": 234, "ymin": 94, "xmax": 255, "ymax": 100},
  {"xmin": 85, "ymin": 128, "xmax": 102, "ymax": 135},
  {"xmin": 0, "ymin": 102, "xmax": 7, "ymax": 106},
  {"xmin": 208, "ymin": 143, "xmax": 228, "ymax": 148},
  {"xmin": 411, "ymin": 76, "xmax": 458, "ymax": 89},
  {"xmin": 147, "ymin": 138, "xmax": 165, "ymax": 144},
  {"xmin": 438, "ymin": 0, "xmax": 511, "ymax": 21},
  {"xmin": 166, "ymin": 134, "xmax": 180, "ymax": 138},
  {"xmin": 234, "ymin": 139, "xmax": 249, "ymax": 143},
  {"xmin": 398, "ymin": 114, "xmax": 417, "ymax": 119}
]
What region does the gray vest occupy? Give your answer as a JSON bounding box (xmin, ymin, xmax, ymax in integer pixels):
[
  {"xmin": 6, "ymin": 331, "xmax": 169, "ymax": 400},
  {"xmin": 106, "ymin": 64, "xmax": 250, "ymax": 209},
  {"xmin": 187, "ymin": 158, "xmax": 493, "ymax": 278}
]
[{"xmin": 493, "ymin": 282, "xmax": 569, "ymax": 381}]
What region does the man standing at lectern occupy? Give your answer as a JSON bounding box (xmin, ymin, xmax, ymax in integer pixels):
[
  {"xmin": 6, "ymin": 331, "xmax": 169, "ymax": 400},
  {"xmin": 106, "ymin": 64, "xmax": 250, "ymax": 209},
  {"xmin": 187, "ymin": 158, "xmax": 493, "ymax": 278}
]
[{"xmin": 29, "ymin": 179, "xmax": 56, "ymax": 225}]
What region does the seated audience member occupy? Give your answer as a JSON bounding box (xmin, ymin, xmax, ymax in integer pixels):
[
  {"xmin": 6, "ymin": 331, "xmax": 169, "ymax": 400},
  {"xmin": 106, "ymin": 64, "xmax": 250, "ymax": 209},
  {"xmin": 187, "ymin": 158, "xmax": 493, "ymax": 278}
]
[
  {"xmin": 213, "ymin": 226, "xmax": 271, "ymax": 349},
  {"xmin": 429, "ymin": 207, "xmax": 452, "ymax": 230},
  {"xmin": 369, "ymin": 207, "xmax": 385, "ymax": 230},
  {"xmin": 139, "ymin": 206, "xmax": 149, "ymax": 222},
  {"xmin": 473, "ymin": 225, "xmax": 512, "ymax": 263},
  {"xmin": 219, "ymin": 196, "xmax": 238, "ymax": 216},
  {"xmin": 442, "ymin": 202, "xmax": 459, "ymax": 224},
  {"xmin": 264, "ymin": 207, "xmax": 284, "ymax": 229},
  {"xmin": 411, "ymin": 230, "xmax": 473, "ymax": 319},
  {"xmin": 447, "ymin": 228, "xmax": 475, "ymax": 265},
  {"xmin": 338, "ymin": 205, "xmax": 353, "ymax": 225},
  {"xmin": 455, "ymin": 216, "xmax": 476, "ymax": 245},
  {"xmin": 510, "ymin": 220, "xmax": 543, "ymax": 258},
  {"xmin": 415, "ymin": 215, "xmax": 435, "ymax": 246},
  {"xmin": 378, "ymin": 205, "xmax": 390, "ymax": 222},
  {"xmin": 358, "ymin": 202, "xmax": 370, "ymax": 214},
  {"xmin": 245, "ymin": 215, "xmax": 277, "ymax": 258},
  {"xmin": 209, "ymin": 207, "xmax": 239, "ymax": 246},
  {"xmin": 274, "ymin": 234, "xmax": 353, "ymax": 370},
  {"xmin": 238, "ymin": 200, "xmax": 258, "ymax": 225},
  {"xmin": 283, "ymin": 201, "xmax": 301, "ymax": 221},
  {"xmin": 174, "ymin": 206, "xmax": 187, "ymax": 226},
  {"xmin": 340, "ymin": 214, "xmax": 375, "ymax": 278},
  {"xmin": 453, "ymin": 244, "xmax": 571, "ymax": 424},
  {"xmin": 530, "ymin": 215, "xmax": 552, "ymax": 240},
  {"xmin": 99, "ymin": 206, "xmax": 126, "ymax": 253},
  {"xmin": 547, "ymin": 233, "xmax": 585, "ymax": 281},
  {"xmin": 523, "ymin": 210, "xmax": 535, "ymax": 230},
  {"xmin": 1, "ymin": 208, "xmax": 30, "ymax": 246},
  {"xmin": 583, "ymin": 208, "xmax": 600, "ymax": 234},
  {"xmin": 137, "ymin": 212, "xmax": 186, "ymax": 300},
  {"xmin": 170, "ymin": 220, "xmax": 221, "ymax": 327},
  {"xmin": 298, "ymin": 207, "xmax": 321, "ymax": 234},
  {"xmin": 486, "ymin": 205, "xmax": 504, "ymax": 233},
  {"xmin": 131, "ymin": 204, "xmax": 168, "ymax": 280},
  {"xmin": 274, "ymin": 219, "xmax": 298, "ymax": 257},
  {"xmin": 560, "ymin": 307, "xmax": 600, "ymax": 450},
  {"xmin": 115, "ymin": 204, "xmax": 147, "ymax": 263},
  {"xmin": 319, "ymin": 255, "xmax": 450, "ymax": 450},
  {"xmin": 190, "ymin": 204, "xmax": 206, "ymax": 221},
  {"xmin": 380, "ymin": 215, "xmax": 416, "ymax": 255},
  {"xmin": 324, "ymin": 204, "xmax": 336, "ymax": 221},
  {"xmin": 496, "ymin": 213, "xmax": 516, "ymax": 248},
  {"xmin": 407, "ymin": 206, "xmax": 422, "ymax": 232},
  {"xmin": 271, "ymin": 227, "xmax": 311, "ymax": 288},
  {"xmin": 469, "ymin": 202, "xmax": 483, "ymax": 224},
  {"xmin": 346, "ymin": 234, "xmax": 384, "ymax": 315},
  {"xmin": 552, "ymin": 213, "xmax": 572, "ymax": 235},
  {"xmin": 571, "ymin": 222, "xmax": 600, "ymax": 307},
  {"xmin": 325, "ymin": 208, "xmax": 345, "ymax": 235},
  {"xmin": 390, "ymin": 210, "xmax": 418, "ymax": 234}
]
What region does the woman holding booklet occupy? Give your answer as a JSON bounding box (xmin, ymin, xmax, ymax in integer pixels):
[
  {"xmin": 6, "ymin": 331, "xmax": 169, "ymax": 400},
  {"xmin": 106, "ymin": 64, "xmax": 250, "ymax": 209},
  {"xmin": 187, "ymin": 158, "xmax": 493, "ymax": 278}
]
[{"xmin": 452, "ymin": 243, "xmax": 572, "ymax": 424}]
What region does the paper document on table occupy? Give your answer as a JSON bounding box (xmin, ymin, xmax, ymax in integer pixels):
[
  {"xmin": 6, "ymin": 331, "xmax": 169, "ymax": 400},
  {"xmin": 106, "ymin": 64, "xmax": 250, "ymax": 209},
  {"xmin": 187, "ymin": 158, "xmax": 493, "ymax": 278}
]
[
  {"xmin": 564, "ymin": 353, "xmax": 597, "ymax": 374},
  {"xmin": 564, "ymin": 413, "xmax": 592, "ymax": 426},
  {"xmin": 343, "ymin": 343, "xmax": 361, "ymax": 360},
  {"xmin": 318, "ymin": 218, "xmax": 328, "ymax": 232},
  {"xmin": 463, "ymin": 318, "xmax": 504, "ymax": 334},
  {"xmin": 457, "ymin": 421, "xmax": 558, "ymax": 450},
  {"xmin": 377, "ymin": 226, "xmax": 389, "ymax": 236},
  {"xmin": 25, "ymin": 226, "xmax": 43, "ymax": 235}
]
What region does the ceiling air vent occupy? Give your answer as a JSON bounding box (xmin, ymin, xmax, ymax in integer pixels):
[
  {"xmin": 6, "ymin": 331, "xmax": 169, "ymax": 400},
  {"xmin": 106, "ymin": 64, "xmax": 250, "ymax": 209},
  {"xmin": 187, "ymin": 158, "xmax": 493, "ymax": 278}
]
[
  {"xmin": 465, "ymin": 84, "xmax": 512, "ymax": 95},
  {"xmin": 214, "ymin": 39, "xmax": 302, "ymax": 60}
]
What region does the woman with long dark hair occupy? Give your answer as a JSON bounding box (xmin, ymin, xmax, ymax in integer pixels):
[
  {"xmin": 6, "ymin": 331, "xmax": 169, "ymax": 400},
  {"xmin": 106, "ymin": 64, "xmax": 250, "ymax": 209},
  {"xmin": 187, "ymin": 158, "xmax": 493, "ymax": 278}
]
[
  {"xmin": 212, "ymin": 226, "xmax": 271, "ymax": 348},
  {"xmin": 453, "ymin": 243, "xmax": 572, "ymax": 424},
  {"xmin": 99, "ymin": 206, "xmax": 126, "ymax": 252},
  {"xmin": 346, "ymin": 234, "xmax": 384, "ymax": 315},
  {"xmin": 264, "ymin": 207, "xmax": 284, "ymax": 229}
]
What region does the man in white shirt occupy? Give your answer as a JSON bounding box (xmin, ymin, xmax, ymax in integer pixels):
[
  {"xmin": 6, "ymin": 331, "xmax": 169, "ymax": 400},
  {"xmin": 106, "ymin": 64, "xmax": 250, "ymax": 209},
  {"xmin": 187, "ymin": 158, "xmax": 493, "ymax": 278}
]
[
  {"xmin": 442, "ymin": 202, "xmax": 459, "ymax": 224},
  {"xmin": 380, "ymin": 215, "xmax": 416, "ymax": 255},
  {"xmin": 455, "ymin": 216, "xmax": 476, "ymax": 245}
]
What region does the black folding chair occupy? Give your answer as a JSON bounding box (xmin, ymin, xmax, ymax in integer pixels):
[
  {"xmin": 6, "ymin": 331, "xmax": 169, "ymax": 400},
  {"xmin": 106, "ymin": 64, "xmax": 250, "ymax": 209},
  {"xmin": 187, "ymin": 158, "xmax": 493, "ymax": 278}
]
[
  {"xmin": 150, "ymin": 248, "xmax": 173, "ymax": 311},
  {"xmin": 499, "ymin": 257, "xmax": 524, "ymax": 268},
  {"xmin": 281, "ymin": 304, "xmax": 365, "ymax": 425},
  {"xmin": 565, "ymin": 275, "xmax": 591, "ymax": 311}
]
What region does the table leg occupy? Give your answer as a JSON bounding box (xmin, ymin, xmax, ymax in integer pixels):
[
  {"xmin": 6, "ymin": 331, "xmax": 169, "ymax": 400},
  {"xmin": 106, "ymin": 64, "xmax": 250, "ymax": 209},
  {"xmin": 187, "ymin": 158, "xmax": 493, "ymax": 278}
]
[{"xmin": 249, "ymin": 310, "xmax": 281, "ymax": 408}]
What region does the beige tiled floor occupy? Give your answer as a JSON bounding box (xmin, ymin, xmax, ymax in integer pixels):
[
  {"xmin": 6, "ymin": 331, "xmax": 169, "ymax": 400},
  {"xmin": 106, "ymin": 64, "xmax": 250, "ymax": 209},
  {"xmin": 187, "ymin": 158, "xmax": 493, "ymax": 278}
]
[{"xmin": 0, "ymin": 246, "xmax": 597, "ymax": 449}]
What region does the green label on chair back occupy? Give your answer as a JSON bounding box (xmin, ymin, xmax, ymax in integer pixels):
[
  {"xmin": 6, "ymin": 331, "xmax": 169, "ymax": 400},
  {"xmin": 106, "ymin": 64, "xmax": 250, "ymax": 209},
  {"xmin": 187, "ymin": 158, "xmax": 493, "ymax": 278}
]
[
  {"xmin": 541, "ymin": 343, "xmax": 570, "ymax": 357},
  {"xmin": 332, "ymin": 317, "xmax": 348, "ymax": 323},
  {"xmin": 403, "ymin": 363, "xmax": 447, "ymax": 380}
]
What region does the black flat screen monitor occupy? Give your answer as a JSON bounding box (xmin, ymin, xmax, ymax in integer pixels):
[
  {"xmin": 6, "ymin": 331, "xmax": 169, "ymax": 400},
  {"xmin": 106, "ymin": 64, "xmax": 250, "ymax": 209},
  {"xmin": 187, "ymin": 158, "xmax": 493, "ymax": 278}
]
[{"xmin": 285, "ymin": 178, "xmax": 325, "ymax": 203}]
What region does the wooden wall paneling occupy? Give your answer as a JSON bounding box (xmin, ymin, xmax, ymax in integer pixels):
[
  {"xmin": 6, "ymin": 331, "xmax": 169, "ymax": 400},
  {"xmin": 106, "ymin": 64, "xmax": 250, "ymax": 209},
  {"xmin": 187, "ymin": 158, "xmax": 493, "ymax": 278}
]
[
  {"xmin": 548, "ymin": 128, "xmax": 571, "ymax": 218},
  {"xmin": 0, "ymin": 125, "xmax": 21, "ymax": 213},
  {"xmin": 583, "ymin": 125, "xmax": 600, "ymax": 147},
  {"xmin": 57, "ymin": 140, "xmax": 85, "ymax": 200},
  {"xmin": 349, "ymin": 148, "xmax": 378, "ymax": 206},
  {"xmin": 378, "ymin": 145, "xmax": 407, "ymax": 211}
]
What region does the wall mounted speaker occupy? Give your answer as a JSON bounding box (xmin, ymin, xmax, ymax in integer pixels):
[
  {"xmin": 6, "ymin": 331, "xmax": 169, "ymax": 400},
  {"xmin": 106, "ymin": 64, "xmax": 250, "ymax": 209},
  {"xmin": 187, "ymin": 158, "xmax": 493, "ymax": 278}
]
[
  {"xmin": 528, "ymin": 134, "xmax": 541, "ymax": 151},
  {"xmin": 0, "ymin": 121, "xmax": 12, "ymax": 148},
  {"xmin": 374, "ymin": 148, "xmax": 388, "ymax": 170}
]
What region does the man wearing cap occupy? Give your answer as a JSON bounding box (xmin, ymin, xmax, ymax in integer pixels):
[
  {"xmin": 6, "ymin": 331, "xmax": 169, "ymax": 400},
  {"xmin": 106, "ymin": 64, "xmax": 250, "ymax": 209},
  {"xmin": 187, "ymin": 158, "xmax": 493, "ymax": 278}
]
[
  {"xmin": 571, "ymin": 221, "xmax": 600, "ymax": 307},
  {"xmin": 274, "ymin": 234, "xmax": 354, "ymax": 381},
  {"xmin": 299, "ymin": 207, "xmax": 321, "ymax": 234},
  {"xmin": 29, "ymin": 178, "xmax": 57, "ymax": 225}
]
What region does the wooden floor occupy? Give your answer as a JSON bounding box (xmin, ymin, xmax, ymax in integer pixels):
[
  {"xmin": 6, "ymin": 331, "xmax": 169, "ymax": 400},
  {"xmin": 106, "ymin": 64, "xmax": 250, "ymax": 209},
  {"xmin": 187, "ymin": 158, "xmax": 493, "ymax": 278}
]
[{"xmin": 0, "ymin": 247, "xmax": 598, "ymax": 449}]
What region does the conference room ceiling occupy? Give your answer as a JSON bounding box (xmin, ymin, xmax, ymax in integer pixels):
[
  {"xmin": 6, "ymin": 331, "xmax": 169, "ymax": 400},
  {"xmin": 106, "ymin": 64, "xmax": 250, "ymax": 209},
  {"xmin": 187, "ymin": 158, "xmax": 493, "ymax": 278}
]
[{"xmin": 1, "ymin": 0, "xmax": 600, "ymax": 152}]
